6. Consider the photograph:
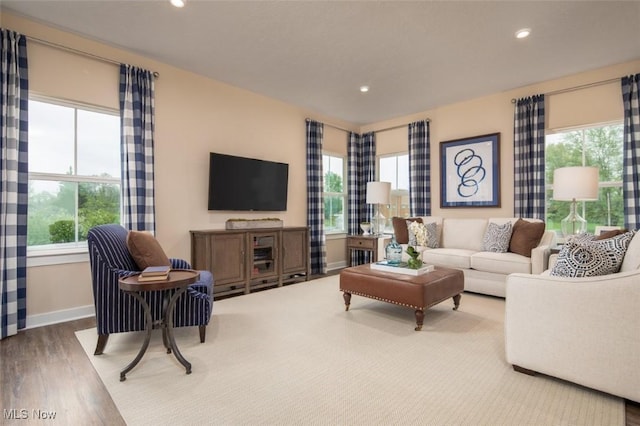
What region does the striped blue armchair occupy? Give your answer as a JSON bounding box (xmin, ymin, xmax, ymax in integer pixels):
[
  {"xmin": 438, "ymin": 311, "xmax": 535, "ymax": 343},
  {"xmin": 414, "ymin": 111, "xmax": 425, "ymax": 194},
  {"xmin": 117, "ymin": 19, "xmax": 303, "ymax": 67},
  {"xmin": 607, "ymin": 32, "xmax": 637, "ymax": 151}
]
[{"xmin": 87, "ymin": 224, "xmax": 213, "ymax": 355}]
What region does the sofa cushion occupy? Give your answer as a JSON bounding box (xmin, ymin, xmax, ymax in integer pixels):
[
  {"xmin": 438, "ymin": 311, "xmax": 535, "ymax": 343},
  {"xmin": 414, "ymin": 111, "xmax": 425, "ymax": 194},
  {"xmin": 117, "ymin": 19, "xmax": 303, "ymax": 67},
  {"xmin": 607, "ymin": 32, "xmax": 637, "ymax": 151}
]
[
  {"xmin": 392, "ymin": 217, "xmax": 422, "ymax": 244},
  {"xmin": 550, "ymin": 231, "xmax": 635, "ymax": 277},
  {"xmin": 481, "ymin": 221, "xmax": 513, "ymax": 253},
  {"xmin": 471, "ymin": 251, "xmax": 532, "ymax": 274},
  {"xmin": 126, "ymin": 230, "xmax": 171, "ymax": 269},
  {"xmin": 423, "ymin": 248, "xmax": 474, "ymax": 269},
  {"xmin": 508, "ymin": 219, "xmax": 545, "ymax": 257},
  {"xmin": 441, "ymin": 218, "xmax": 487, "ymax": 251}
]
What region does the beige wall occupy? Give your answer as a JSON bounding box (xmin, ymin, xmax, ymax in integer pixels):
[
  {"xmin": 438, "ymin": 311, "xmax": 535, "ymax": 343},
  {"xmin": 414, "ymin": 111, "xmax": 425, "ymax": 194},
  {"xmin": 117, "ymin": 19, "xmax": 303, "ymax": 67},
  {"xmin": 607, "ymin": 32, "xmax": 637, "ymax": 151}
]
[
  {"xmin": 362, "ymin": 60, "xmax": 639, "ymax": 218},
  {"xmin": 5, "ymin": 12, "xmax": 639, "ymax": 322}
]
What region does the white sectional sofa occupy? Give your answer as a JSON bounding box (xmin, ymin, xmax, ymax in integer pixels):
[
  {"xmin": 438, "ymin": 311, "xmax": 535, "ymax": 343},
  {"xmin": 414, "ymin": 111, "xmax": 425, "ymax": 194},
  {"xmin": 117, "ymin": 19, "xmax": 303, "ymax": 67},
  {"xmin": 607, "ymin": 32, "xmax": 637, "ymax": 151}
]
[
  {"xmin": 504, "ymin": 230, "xmax": 640, "ymax": 402},
  {"xmin": 397, "ymin": 217, "xmax": 556, "ymax": 297}
]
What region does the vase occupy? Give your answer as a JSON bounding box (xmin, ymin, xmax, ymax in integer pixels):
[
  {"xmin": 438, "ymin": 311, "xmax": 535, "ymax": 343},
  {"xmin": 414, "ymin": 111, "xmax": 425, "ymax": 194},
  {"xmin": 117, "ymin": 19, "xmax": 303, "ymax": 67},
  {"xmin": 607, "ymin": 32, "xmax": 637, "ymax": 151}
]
[{"xmin": 385, "ymin": 236, "xmax": 403, "ymax": 265}]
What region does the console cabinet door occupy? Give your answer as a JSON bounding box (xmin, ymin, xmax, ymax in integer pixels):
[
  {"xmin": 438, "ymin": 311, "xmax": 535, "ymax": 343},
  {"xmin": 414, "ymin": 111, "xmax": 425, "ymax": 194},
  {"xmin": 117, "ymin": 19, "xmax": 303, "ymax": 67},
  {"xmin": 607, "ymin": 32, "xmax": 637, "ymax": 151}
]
[
  {"xmin": 282, "ymin": 228, "xmax": 308, "ymax": 275},
  {"xmin": 209, "ymin": 232, "xmax": 246, "ymax": 285}
]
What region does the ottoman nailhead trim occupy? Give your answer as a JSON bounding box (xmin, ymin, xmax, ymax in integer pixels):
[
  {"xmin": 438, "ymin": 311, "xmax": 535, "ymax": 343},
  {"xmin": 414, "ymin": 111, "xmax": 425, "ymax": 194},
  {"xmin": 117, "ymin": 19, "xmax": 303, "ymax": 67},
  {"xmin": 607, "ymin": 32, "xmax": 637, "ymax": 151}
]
[{"xmin": 340, "ymin": 289, "xmax": 423, "ymax": 310}]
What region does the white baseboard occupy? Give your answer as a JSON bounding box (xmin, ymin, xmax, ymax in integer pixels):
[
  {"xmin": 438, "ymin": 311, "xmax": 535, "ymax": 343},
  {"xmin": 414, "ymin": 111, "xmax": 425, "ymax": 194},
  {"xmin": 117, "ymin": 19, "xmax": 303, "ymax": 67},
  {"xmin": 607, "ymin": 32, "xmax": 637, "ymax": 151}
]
[
  {"xmin": 327, "ymin": 261, "xmax": 347, "ymax": 272},
  {"xmin": 26, "ymin": 304, "xmax": 95, "ymax": 330}
]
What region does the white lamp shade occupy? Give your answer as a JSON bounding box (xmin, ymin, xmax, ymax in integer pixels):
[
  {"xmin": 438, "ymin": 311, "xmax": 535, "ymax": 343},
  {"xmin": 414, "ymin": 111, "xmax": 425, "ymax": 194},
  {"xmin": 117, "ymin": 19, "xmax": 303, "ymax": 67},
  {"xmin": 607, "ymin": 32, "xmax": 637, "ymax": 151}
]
[
  {"xmin": 366, "ymin": 181, "xmax": 391, "ymax": 204},
  {"xmin": 553, "ymin": 167, "xmax": 599, "ymax": 201}
]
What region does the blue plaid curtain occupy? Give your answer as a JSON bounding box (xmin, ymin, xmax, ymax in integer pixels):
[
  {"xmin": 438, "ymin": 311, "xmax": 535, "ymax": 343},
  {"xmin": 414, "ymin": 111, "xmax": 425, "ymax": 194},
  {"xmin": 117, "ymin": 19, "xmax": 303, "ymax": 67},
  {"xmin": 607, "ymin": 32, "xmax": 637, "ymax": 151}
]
[
  {"xmin": 306, "ymin": 120, "xmax": 326, "ymax": 275},
  {"xmin": 347, "ymin": 132, "xmax": 375, "ymax": 265},
  {"xmin": 622, "ymin": 74, "xmax": 640, "ymax": 230},
  {"xmin": 513, "ymin": 95, "xmax": 546, "ymax": 219},
  {"xmin": 361, "ymin": 132, "xmax": 376, "ymax": 224},
  {"xmin": 349, "ymin": 132, "xmax": 376, "ymax": 265},
  {"xmin": 347, "ymin": 132, "xmax": 362, "ymax": 235},
  {"xmin": 0, "ymin": 29, "xmax": 28, "ymax": 339},
  {"xmin": 119, "ymin": 64, "xmax": 156, "ymax": 232},
  {"xmin": 408, "ymin": 120, "xmax": 431, "ymax": 216}
]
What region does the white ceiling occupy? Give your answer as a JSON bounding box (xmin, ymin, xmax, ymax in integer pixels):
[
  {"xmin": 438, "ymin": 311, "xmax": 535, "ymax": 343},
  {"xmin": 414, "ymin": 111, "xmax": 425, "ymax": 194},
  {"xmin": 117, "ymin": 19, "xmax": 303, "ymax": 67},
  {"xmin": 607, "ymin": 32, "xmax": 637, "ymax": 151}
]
[{"xmin": 3, "ymin": 1, "xmax": 639, "ymax": 125}]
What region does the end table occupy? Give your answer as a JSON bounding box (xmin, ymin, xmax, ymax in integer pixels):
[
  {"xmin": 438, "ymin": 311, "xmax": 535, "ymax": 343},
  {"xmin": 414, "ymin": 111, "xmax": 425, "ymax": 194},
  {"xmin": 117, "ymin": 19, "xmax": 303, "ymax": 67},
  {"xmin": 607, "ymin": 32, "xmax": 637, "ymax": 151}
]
[
  {"xmin": 346, "ymin": 235, "xmax": 390, "ymax": 266},
  {"xmin": 118, "ymin": 269, "xmax": 199, "ymax": 381}
]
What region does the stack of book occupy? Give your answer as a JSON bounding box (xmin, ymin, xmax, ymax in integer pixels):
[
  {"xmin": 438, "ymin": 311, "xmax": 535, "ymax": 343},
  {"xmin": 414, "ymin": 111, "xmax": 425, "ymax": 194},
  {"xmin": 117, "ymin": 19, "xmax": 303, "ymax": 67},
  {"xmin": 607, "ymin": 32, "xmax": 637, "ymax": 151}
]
[{"xmin": 138, "ymin": 265, "xmax": 171, "ymax": 282}]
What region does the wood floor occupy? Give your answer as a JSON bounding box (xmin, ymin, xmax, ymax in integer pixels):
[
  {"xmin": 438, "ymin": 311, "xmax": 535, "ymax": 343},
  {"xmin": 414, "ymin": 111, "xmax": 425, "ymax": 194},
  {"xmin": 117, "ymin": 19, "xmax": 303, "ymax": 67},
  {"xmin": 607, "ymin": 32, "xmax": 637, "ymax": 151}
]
[{"xmin": 2, "ymin": 317, "xmax": 639, "ymax": 425}]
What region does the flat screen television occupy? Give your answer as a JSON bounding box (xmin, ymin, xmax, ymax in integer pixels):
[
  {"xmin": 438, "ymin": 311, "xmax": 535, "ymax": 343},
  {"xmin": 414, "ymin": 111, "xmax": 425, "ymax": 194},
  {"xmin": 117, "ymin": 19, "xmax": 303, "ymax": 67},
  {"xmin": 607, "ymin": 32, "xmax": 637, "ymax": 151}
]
[{"xmin": 208, "ymin": 153, "xmax": 289, "ymax": 211}]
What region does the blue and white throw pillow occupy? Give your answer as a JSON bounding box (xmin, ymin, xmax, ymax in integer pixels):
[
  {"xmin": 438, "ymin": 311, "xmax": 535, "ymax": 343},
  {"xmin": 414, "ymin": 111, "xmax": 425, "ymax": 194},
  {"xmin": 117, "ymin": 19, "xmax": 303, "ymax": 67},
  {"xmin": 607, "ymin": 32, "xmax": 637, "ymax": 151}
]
[
  {"xmin": 550, "ymin": 231, "xmax": 636, "ymax": 277},
  {"xmin": 425, "ymin": 222, "xmax": 439, "ymax": 248},
  {"xmin": 481, "ymin": 221, "xmax": 513, "ymax": 253}
]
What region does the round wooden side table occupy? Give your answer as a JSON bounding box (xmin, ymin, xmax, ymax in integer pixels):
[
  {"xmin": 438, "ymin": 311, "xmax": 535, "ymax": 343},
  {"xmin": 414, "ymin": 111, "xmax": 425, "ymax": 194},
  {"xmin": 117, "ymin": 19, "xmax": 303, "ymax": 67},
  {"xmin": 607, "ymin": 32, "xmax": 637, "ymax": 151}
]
[{"xmin": 118, "ymin": 269, "xmax": 200, "ymax": 381}]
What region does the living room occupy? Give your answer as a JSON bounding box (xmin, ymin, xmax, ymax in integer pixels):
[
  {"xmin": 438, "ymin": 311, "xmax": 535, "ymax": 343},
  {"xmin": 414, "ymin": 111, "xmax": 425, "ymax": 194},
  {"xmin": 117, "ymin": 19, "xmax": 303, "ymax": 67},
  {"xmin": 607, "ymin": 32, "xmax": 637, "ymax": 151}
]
[{"xmin": 1, "ymin": 2, "xmax": 640, "ymax": 424}]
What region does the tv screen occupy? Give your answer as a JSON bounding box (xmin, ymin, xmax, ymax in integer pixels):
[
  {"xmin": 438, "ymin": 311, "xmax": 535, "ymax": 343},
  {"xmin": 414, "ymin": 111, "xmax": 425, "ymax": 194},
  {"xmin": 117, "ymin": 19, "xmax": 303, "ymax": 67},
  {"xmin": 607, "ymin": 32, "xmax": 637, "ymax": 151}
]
[{"xmin": 208, "ymin": 153, "xmax": 289, "ymax": 211}]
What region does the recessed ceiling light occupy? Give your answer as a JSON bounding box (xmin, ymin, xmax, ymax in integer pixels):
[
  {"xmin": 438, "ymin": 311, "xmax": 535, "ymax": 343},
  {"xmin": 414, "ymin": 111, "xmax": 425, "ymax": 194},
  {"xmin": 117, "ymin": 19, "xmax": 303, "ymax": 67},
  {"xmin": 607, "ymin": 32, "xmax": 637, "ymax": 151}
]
[
  {"xmin": 360, "ymin": 86, "xmax": 369, "ymax": 93},
  {"xmin": 515, "ymin": 28, "xmax": 531, "ymax": 39},
  {"xmin": 170, "ymin": 0, "xmax": 185, "ymax": 8}
]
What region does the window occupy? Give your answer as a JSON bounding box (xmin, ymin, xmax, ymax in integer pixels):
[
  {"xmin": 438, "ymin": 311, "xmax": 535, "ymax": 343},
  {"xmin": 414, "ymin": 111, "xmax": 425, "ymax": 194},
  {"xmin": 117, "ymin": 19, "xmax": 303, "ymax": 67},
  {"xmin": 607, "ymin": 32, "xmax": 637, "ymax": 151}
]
[
  {"xmin": 28, "ymin": 97, "xmax": 121, "ymax": 253},
  {"xmin": 379, "ymin": 154, "xmax": 410, "ymax": 224},
  {"xmin": 322, "ymin": 153, "xmax": 346, "ymax": 234},
  {"xmin": 545, "ymin": 123, "xmax": 624, "ymax": 235}
]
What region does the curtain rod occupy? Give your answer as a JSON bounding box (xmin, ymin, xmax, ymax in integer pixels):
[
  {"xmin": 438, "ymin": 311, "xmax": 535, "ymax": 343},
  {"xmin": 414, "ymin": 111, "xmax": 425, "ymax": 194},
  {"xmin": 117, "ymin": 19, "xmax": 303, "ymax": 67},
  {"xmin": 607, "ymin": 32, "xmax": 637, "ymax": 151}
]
[
  {"xmin": 26, "ymin": 35, "xmax": 160, "ymax": 78},
  {"xmin": 305, "ymin": 117, "xmax": 430, "ymax": 134},
  {"xmin": 510, "ymin": 77, "xmax": 619, "ymax": 103}
]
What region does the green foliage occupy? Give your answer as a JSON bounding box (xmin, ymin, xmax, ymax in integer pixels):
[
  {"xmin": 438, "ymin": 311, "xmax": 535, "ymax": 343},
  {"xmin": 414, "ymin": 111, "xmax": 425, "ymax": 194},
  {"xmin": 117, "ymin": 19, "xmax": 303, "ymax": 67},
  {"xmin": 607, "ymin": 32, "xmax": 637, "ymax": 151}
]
[
  {"xmin": 324, "ymin": 172, "xmax": 344, "ymax": 228},
  {"xmin": 49, "ymin": 220, "xmax": 75, "ymax": 243},
  {"xmin": 28, "ymin": 180, "xmax": 120, "ymax": 246}
]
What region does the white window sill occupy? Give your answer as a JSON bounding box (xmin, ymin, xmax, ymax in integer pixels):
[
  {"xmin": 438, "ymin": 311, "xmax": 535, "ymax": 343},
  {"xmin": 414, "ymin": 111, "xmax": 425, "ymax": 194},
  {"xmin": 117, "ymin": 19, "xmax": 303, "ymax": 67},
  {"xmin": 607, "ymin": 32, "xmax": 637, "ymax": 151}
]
[{"xmin": 27, "ymin": 247, "xmax": 89, "ymax": 267}]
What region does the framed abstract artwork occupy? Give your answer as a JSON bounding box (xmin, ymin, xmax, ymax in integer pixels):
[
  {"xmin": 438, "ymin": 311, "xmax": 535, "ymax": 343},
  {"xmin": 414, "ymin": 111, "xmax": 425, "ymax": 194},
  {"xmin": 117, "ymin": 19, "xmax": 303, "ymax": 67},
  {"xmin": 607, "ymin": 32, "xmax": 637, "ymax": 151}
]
[{"xmin": 440, "ymin": 133, "xmax": 500, "ymax": 208}]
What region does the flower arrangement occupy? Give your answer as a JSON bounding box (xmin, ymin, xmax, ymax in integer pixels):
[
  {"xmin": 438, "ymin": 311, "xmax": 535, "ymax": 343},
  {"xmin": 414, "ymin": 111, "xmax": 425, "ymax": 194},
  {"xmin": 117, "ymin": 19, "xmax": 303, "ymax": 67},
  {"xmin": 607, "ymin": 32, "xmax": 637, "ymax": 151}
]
[
  {"xmin": 406, "ymin": 221, "xmax": 428, "ymax": 269},
  {"xmin": 408, "ymin": 221, "xmax": 427, "ymax": 247}
]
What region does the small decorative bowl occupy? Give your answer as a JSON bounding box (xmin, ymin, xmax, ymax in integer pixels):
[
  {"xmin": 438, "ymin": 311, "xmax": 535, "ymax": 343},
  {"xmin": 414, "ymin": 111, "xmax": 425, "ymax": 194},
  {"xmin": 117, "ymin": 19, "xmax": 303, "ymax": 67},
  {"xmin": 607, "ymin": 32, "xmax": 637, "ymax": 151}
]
[{"xmin": 360, "ymin": 222, "xmax": 371, "ymax": 235}]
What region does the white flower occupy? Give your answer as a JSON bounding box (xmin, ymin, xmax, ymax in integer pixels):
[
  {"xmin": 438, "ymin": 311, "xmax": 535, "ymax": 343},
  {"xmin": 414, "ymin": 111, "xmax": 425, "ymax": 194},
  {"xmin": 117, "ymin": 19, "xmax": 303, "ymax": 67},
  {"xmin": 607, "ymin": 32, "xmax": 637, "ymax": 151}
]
[{"xmin": 408, "ymin": 221, "xmax": 427, "ymax": 247}]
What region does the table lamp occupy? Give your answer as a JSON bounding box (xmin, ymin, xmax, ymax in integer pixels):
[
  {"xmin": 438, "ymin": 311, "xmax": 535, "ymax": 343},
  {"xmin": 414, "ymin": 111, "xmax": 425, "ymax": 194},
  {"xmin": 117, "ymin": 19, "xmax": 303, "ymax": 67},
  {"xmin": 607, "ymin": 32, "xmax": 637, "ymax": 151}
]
[
  {"xmin": 366, "ymin": 181, "xmax": 391, "ymax": 236},
  {"xmin": 553, "ymin": 166, "xmax": 599, "ymax": 237}
]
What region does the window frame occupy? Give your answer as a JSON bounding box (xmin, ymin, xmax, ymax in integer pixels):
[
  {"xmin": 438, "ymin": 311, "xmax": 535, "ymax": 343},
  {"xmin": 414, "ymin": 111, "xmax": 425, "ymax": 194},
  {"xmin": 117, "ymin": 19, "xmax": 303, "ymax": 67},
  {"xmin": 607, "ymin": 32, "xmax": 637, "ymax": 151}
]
[
  {"xmin": 27, "ymin": 95, "xmax": 122, "ymax": 266},
  {"xmin": 378, "ymin": 152, "xmax": 410, "ymax": 226},
  {"xmin": 322, "ymin": 151, "xmax": 348, "ymax": 235},
  {"xmin": 544, "ymin": 120, "xmax": 624, "ymax": 236}
]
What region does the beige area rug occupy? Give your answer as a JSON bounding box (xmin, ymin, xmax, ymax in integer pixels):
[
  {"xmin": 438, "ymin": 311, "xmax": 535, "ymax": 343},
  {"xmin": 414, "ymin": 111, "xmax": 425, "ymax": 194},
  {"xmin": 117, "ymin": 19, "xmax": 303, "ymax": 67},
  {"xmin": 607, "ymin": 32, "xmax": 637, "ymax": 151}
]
[{"xmin": 76, "ymin": 275, "xmax": 623, "ymax": 425}]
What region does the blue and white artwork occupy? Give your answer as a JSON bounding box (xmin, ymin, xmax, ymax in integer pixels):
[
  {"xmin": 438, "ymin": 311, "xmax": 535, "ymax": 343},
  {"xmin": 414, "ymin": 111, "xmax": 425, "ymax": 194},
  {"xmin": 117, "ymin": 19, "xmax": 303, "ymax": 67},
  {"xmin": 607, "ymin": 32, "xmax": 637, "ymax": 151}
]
[{"xmin": 441, "ymin": 134, "xmax": 500, "ymax": 207}]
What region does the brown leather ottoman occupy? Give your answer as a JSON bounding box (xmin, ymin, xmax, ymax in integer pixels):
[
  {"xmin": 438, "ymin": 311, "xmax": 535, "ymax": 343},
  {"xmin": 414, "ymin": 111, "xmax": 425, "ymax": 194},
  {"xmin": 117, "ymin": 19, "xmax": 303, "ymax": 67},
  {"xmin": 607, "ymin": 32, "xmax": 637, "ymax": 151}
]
[{"xmin": 339, "ymin": 264, "xmax": 464, "ymax": 331}]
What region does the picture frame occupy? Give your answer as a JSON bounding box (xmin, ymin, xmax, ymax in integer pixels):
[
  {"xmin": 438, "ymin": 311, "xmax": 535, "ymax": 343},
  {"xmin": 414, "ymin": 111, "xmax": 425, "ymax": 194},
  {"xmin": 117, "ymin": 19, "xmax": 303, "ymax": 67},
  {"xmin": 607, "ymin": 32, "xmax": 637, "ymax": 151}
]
[{"xmin": 440, "ymin": 133, "xmax": 500, "ymax": 208}]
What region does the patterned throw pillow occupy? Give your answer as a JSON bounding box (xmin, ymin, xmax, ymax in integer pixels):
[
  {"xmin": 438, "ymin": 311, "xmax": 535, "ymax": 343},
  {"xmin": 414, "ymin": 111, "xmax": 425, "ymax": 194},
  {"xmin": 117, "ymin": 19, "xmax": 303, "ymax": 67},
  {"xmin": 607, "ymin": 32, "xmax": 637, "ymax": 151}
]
[
  {"xmin": 481, "ymin": 222, "xmax": 513, "ymax": 253},
  {"xmin": 425, "ymin": 222, "xmax": 439, "ymax": 248},
  {"xmin": 550, "ymin": 231, "xmax": 636, "ymax": 277}
]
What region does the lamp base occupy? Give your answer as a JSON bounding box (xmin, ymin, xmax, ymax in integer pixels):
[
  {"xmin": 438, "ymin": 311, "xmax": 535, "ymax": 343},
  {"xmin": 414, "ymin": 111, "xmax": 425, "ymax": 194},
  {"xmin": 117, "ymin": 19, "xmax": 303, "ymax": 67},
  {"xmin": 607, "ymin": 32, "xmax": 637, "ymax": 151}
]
[
  {"xmin": 372, "ymin": 207, "xmax": 386, "ymax": 236},
  {"xmin": 561, "ymin": 200, "xmax": 587, "ymax": 237}
]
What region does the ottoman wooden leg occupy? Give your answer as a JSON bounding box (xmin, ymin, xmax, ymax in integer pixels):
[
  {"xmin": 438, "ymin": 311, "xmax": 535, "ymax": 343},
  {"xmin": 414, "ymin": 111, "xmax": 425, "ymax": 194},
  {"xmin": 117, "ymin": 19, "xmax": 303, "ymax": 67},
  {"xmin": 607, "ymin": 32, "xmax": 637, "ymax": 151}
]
[
  {"xmin": 452, "ymin": 293, "xmax": 461, "ymax": 310},
  {"xmin": 414, "ymin": 309, "xmax": 424, "ymax": 331},
  {"xmin": 343, "ymin": 292, "xmax": 351, "ymax": 311}
]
